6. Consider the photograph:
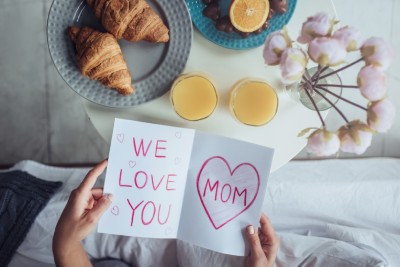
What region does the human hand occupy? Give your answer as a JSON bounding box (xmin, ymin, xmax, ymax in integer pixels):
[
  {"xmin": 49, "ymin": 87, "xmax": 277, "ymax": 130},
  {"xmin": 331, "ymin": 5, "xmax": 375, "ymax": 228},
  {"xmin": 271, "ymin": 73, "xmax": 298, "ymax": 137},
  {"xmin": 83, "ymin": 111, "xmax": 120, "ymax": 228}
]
[
  {"xmin": 245, "ymin": 214, "xmax": 279, "ymax": 267},
  {"xmin": 53, "ymin": 159, "xmax": 113, "ymax": 267}
]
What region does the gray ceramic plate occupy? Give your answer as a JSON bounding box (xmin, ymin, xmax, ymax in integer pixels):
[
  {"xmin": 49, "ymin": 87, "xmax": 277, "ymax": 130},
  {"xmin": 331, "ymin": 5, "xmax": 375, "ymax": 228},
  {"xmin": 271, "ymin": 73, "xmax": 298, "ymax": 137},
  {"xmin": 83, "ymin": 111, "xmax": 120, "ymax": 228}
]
[{"xmin": 47, "ymin": 0, "xmax": 192, "ymax": 108}]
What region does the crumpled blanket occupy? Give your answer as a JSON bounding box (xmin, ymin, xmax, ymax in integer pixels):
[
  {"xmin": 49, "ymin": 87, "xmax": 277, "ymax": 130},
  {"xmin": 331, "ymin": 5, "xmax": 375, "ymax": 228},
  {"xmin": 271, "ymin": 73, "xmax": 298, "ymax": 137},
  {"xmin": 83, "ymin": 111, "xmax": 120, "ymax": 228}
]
[{"xmin": 0, "ymin": 170, "xmax": 62, "ymax": 266}]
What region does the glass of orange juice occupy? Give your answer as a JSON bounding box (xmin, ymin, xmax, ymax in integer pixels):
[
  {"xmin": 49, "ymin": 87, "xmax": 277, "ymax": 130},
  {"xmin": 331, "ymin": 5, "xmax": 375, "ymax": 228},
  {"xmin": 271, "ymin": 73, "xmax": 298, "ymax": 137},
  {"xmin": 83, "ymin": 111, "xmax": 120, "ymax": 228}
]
[
  {"xmin": 170, "ymin": 72, "xmax": 218, "ymax": 121},
  {"xmin": 229, "ymin": 78, "xmax": 278, "ymax": 126}
]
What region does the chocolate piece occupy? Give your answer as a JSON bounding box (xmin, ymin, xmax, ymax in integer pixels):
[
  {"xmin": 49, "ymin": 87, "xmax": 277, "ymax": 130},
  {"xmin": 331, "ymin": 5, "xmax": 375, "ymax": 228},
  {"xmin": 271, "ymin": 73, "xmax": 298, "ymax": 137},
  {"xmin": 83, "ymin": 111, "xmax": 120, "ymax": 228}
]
[
  {"xmin": 268, "ymin": 8, "xmax": 275, "ymax": 20},
  {"xmin": 234, "ymin": 27, "xmax": 251, "ymax": 38},
  {"xmin": 202, "ymin": 0, "xmax": 217, "ymax": 4},
  {"xmin": 203, "ymin": 2, "xmax": 220, "ymax": 20},
  {"xmin": 262, "ymin": 20, "xmax": 269, "ymax": 29},
  {"xmin": 239, "ymin": 32, "xmax": 251, "ymax": 38},
  {"xmin": 216, "ymin": 16, "xmax": 234, "ymax": 33},
  {"xmin": 253, "ymin": 20, "xmax": 269, "ymax": 34},
  {"xmin": 270, "ymin": 0, "xmax": 288, "ymax": 14},
  {"xmin": 254, "ymin": 28, "xmax": 263, "ymax": 34}
]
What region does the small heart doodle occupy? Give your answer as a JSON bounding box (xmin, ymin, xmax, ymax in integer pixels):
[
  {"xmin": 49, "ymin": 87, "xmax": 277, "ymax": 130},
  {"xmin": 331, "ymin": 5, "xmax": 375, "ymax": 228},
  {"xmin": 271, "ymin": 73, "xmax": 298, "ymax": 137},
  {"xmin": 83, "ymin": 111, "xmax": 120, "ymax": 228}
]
[
  {"xmin": 116, "ymin": 133, "xmax": 124, "ymax": 143},
  {"xmin": 111, "ymin": 206, "xmax": 119, "ymax": 216},
  {"xmin": 174, "ymin": 131, "xmax": 182, "ymax": 139},
  {"xmin": 128, "ymin": 160, "xmax": 136, "ymax": 168},
  {"xmin": 174, "ymin": 157, "xmax": 182, "ymax": 165}
]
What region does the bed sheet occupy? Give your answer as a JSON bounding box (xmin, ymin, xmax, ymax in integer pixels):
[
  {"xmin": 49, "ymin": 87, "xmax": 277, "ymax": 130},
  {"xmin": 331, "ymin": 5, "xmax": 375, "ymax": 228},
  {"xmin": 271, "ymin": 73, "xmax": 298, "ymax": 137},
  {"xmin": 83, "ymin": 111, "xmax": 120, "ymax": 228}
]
[
  {"xmin": 264, "ymin": 158, "xmax": 400, "ymax": 266},
  {"xmin": 3, "ymin": 158, "xmax": 400, "ymax": 267}
]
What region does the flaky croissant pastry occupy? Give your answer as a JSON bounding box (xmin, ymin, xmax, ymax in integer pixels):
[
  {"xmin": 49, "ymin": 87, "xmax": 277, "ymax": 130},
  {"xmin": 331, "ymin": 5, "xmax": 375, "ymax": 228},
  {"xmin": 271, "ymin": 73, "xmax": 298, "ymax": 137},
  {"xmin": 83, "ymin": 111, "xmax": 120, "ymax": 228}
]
[
  {"xmin": 68, "ymin": 26, "xmax": 134, "ymax": 95},
  {"xmin": 86, "ymin": 0, "xmax": 169, "ymax": 43}
]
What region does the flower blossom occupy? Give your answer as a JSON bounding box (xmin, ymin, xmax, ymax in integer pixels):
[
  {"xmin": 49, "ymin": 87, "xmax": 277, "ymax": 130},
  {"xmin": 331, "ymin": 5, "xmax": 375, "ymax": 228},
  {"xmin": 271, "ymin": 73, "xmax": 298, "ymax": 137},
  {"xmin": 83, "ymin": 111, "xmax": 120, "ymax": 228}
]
[
  {"xmin": 367, "ymin": 98, "xmax": 396, "ymax": 133},
  {"xmin": 308, "ymin": 37, "xmax": 347, "ymax": 66},
  {"xmin": 261, "ymin": 12, "xmax": 395, "ymax": 157},
  {"xmin": 357, "ymin": 65, "xmax": 387, "ymax": 101},
  {"xmin": 297, "ymin": 12, "xmax": 336, "ymax": 44},
  {"xmin": 333, "ymin": 26, "xmax": 365, "ymax": 51},
  {"xmin": 280, "ymin": 47, "xmax": 308, "ymax": 84},
  {"xmin": 361, "ymin": 37, "xmax": 394, "ymax": 70},
  {"xmin": 263, "ymin": 28, "xmax": 292, "ymax": 65},
  {"xmin": 306, "ymin": 129, "xmax": 340, "ymax": 156},
  {"xmin": 338, "ymin": 120, "xmax": 374, "ymax": 155}
]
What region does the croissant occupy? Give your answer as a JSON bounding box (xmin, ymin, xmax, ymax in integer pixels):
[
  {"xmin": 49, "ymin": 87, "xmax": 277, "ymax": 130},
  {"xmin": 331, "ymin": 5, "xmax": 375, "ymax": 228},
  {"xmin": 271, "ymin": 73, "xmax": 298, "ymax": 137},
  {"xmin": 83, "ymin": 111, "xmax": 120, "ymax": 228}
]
[
  {"xmin": 86, "ymin": 0, "xmax": 169, "ymax": 43},
  {"xmin": 68, "ymin": 26, "xmax": 134, "ymax": 95}
]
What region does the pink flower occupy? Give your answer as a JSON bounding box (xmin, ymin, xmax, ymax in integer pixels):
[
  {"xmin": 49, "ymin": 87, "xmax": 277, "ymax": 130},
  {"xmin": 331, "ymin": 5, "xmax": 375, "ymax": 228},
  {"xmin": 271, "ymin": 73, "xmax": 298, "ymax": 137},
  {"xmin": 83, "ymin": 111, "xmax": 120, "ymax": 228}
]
[
  {"xmin": 297, "ymin": 12, "xmax": 336, "ymax": 44},
  {"xmin": 308, "ymin": 37, "xmax": 347, "ymax": 66},
  {"xmin": 306, "ymin": 129, "xmax": 340, "ymax": 156},
  {"xmin": 357, "ymin": 65, "xmax": 387, "ymax": 101},
  {"xmin": 263, "ymin": 29, "xmax": 292, "ymax": 65},
  {"xmin": 338, "ymin": 120, "xmax": 374, "ymax": 155},
  {"xmin": 280, "ymin": 47, "xmax": 308, "ymax": 84},
  {"xmin": 333, "ymin": 26, "xmax": 365, "ymax": 51},
  {"xmin": 367, "ymin": 98, "xmax": 396, "ymax": 133},
  {"xmin": 361, "ymin": 37, "xmax": 394, "ymax": 70}
]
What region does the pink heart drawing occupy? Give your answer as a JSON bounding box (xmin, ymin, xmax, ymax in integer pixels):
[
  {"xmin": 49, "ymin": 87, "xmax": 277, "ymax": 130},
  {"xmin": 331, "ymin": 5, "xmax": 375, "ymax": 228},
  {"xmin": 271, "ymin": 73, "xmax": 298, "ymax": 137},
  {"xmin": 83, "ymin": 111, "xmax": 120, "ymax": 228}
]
[
  {"xmin": 128, "ymin": 160, "xmax": 136, "ymax": 168},
  {"xmin": 174, "ymin": 131, "xmax": 182, "ymax": 139},
  {"xmin": 197, "ymin": 156, "xmax": 260, "ymax": 230},
  {"xmin": 116, "ymin": 133, "xmax": 124, "ymax": 143},
  {"xmin": 111, "ymin": 205, "xmax": 119, "ymax": 216}
]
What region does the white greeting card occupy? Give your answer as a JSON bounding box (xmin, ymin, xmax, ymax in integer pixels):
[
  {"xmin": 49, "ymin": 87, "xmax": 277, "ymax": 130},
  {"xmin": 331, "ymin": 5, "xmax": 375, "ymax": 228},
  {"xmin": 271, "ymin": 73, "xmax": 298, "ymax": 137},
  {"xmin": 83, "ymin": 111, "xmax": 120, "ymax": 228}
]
[{"xmin": 98, "ymin": 118, "xmax": 274, "ymax": 256}]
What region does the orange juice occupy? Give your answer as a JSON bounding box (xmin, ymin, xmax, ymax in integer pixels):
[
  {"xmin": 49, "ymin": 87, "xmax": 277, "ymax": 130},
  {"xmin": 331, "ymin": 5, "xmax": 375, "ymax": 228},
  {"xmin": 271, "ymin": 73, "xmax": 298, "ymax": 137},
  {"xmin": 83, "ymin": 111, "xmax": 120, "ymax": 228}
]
[
  {"xmin": 230, "ymin": 78, "xmax": 278, "ymax": 126},
  {"xmin": 170, "ymin": 73, "xmax": 218, "ymax": 121}
]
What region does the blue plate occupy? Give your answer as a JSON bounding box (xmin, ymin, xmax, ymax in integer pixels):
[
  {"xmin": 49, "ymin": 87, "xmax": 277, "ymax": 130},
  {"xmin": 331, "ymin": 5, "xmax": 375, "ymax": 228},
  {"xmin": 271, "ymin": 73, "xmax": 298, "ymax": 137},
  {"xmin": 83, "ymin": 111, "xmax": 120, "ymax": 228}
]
[{"xmin": 186, "ymin": 0, "xmax": 297, "ymax": 50}]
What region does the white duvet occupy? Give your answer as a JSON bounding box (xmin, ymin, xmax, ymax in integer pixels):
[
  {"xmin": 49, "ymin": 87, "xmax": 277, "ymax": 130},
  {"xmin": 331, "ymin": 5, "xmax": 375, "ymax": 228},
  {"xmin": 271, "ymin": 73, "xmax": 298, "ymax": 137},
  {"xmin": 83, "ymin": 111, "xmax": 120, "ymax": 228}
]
[{"xmin": 4, "ymin": 158, "xmax": 400, "ymax": 267}]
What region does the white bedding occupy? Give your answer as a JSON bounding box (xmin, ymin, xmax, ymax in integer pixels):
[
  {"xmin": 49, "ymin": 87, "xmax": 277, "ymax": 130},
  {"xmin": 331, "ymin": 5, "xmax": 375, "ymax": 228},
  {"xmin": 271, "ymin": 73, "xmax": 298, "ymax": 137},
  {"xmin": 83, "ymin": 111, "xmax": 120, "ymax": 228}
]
[{"xmin": 4, "ymin": 158, "xmax": 400, "ymax": 267}]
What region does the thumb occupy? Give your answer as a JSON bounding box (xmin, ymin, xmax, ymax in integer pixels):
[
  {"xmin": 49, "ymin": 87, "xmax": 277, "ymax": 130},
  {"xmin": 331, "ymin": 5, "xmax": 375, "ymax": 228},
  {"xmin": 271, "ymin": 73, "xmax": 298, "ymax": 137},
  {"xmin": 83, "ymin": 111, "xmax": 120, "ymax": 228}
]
[
  {"xmin": 86, "ymin": 194, "xmax": 113, "ymax": 223},
  {"xmin": 245, "ymin": 225, "xmax": 264, "ymax": 259}
]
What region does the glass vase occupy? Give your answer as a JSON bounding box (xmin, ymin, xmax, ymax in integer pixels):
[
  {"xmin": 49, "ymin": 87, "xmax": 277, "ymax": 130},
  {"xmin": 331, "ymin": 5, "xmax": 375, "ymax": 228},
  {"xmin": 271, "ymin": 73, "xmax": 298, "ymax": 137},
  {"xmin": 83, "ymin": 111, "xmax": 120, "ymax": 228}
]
[{"xmin": 286, "ymin": 67, "xmax": 343, "ymax": 111}]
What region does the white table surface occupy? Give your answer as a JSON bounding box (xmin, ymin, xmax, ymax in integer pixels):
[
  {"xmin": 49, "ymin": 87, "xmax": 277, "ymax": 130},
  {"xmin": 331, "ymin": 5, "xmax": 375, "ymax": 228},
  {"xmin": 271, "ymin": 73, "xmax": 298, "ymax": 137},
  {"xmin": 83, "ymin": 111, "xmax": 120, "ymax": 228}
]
[{"xmin": 83, "ymin": 0, "xmax": 336, "ymax": 172}]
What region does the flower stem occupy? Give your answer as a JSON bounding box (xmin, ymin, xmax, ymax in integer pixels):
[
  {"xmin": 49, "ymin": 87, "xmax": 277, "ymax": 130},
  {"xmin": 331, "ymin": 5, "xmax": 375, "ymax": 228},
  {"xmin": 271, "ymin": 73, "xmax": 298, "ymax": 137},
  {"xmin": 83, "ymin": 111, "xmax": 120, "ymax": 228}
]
[
  {"xmin": 314, "ymin": 58, "xmax": 364, "ymax": 81},
  {"xmin": 302, "ymin": 76, "xmax": 313, "ymax": 88},
  {"xmin": 312, "ymin": 65, "xmax": 323, "ymax": 89},
  {"xmin": 317, "ymin": 84, "xmax": 359, "ymax": 88},
  {"xmin": 316, "ymin": 86, "xmax": 368, "ymax": 111},
  {"xmin": 311, "ymin": 65, "xmax": 328, "ymax": 81},
  {"xmin": 303, "ymin": 84, "xmax": 326, "ymax": 127},
  {"xmin": 313, "ymin": 88, "xmax": 350, "ymax": 123}
]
